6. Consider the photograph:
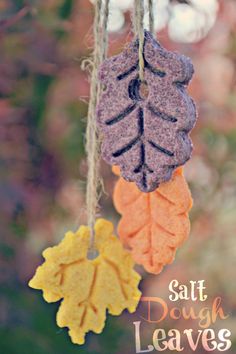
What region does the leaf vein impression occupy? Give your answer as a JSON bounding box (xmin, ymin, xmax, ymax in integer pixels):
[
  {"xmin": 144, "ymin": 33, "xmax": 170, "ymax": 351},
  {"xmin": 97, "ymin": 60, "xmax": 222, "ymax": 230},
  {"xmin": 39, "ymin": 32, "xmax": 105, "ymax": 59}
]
[
  {"xmin": 105, "ymin": 103, "xmax": 137, "ymax": 125},
  {"xmin": 112, "ymin": 136, "xmax": 140, "ymax": 158},
  {"xmin": 116, "ymin": 57, "xmax": 166, "ymax": 82},
  {"xmin": 155, "ymin": 190, "xmax": 176, "ymax": 206},
  {"xmin": 78, "ymin": 265, "xmax": 98, "ymax": 328},
  {"xmin": 56, "ymin": 259, "xmax": 85, "ymax": 286},
  {"xmin": 103, "ymin": 257, "xmax": 128, "ymax": 301},
  {"xmin": 117, "ymin": 62, "xmax": 139, "ymax": 81},
  {"xmin": 148, "ymin": 103, "xmax": 177, "ymax": 123},
  {"xmin": 148, "ymin": 140, "xmax": 174, "ymax": 157}
]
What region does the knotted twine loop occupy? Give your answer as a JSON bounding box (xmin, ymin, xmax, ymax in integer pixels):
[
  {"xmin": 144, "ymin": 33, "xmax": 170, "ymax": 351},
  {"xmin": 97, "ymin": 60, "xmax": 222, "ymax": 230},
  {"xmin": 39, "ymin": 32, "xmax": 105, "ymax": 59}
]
[{"xmin": 84, "ymin": 0, "xmax": 110, "ymax": 254}]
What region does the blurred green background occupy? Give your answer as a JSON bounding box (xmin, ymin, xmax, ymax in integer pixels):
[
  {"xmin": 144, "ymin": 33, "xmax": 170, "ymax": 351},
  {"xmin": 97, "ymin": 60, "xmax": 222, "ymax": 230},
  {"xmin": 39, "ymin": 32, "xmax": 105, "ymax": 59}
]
[{"xmin": 0, "ymin": 1, "xmax": 236, "ymax": 353}]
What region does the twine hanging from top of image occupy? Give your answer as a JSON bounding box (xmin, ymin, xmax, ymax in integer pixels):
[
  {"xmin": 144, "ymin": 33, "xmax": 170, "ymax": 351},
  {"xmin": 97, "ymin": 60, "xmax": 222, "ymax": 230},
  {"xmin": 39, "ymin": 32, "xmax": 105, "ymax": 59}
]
[
  {"xmin": 84, "ymin": 0, "xmax": 110, "ymax": 253},
  {"xmin": 133, "ymin": 0, "xmax": 154, "ymax": 82}
]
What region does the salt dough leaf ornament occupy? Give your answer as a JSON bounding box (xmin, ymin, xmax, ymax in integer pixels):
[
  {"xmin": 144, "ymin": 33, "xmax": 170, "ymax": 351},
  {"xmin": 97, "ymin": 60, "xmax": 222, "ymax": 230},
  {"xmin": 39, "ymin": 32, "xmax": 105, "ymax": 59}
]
[
  {"xmin": 97, "ymin": 30, "xmax": 197, "ymax": 192},
  {"xmin": 29, "ymin": 218, "xmax": 141, "ymax": 345},
  {"xmin": 113, "ymin": 166, "xmax": 192, "ymax": 274}
]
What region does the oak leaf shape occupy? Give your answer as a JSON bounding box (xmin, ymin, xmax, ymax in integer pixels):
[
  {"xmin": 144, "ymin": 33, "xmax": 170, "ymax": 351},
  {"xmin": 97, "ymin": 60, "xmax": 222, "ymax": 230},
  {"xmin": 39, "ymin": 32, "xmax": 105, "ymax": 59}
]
[
  {"xmin": 97, "ymin": 30, "xmax": 197, "ymax": 192},
  {"xmin": 113, "ymin": 166, "xmax": 192, "ymax": 274},
  {"xmin": 29, "ymin": 218, "xmax": 141, "ymax": 345}
]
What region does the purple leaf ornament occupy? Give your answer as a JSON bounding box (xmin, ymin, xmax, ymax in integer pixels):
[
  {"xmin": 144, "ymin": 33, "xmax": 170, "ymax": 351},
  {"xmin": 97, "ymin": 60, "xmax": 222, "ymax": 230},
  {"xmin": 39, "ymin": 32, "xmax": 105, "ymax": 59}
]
[{"xmin": 96, "ymin": 31, "xmax": 197, "ymax": 192}]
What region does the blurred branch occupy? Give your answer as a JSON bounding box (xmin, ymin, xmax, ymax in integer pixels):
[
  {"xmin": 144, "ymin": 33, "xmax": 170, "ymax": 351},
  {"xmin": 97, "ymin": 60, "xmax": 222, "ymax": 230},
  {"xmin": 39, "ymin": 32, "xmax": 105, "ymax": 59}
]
[{"xmin": 0, "ymin": 5, "xmax": 31, "ymax": 34}]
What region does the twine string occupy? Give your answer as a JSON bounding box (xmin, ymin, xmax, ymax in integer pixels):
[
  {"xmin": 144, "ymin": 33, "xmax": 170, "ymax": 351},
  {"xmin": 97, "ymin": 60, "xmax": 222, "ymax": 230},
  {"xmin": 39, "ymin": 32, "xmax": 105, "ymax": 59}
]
[
  {"xmin": 135, "ymin": 0, "xmax": 145, "ymax": 82},
  {"xmin": 148, "ymin": 0, "xmax": 154, "ymax": 34},
  {"xmin": 85, "ymin": 0, "xmax": 110, "ymax": 253},
  {"xmin": 134, "ymin": 0, "xmax": 155, "ymax": 81},
  {"xmin": 102, "ymin": 0, "xmax": 110, "ymax": 60}
]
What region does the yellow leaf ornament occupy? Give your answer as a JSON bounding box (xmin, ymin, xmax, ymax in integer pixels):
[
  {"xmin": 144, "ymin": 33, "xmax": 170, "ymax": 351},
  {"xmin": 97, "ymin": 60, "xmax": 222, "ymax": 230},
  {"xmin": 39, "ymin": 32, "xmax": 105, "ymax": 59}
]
[{"xmin": 29, "ymin": 218, "xmax": 141, "ymax": 345}]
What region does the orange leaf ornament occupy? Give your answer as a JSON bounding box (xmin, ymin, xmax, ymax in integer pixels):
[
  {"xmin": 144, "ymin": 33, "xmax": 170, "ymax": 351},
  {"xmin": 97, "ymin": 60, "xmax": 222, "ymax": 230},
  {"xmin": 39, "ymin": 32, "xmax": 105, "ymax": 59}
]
[{"xmin": 113, "ymin": 167, "xmax": 192, "ymax": 274}]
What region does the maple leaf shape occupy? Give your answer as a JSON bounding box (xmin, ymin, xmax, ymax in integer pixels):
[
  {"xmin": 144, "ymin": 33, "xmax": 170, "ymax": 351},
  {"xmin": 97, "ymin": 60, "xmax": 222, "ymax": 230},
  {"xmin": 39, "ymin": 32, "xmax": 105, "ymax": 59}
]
[
  {"xmin": 29, "ymin": 219, "xmax": 141, "ymax": 345},
  {"xmin": 97, "ymin": 30, "xmax": 197, "ymax": 192},
  {"xmin": 113, "ymin": 166, "xmax": 192, "ymax": 274}
]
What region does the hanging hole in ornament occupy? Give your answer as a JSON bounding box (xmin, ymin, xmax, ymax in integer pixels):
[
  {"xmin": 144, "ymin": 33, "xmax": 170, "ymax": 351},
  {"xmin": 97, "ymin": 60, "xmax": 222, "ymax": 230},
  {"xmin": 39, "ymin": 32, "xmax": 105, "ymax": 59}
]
[
  {"xmin": 139, "ymin": 81, "xmax": 149, "ymax": 100},
  {"xmin": 87, "ymin": 248, "xmax": 99, "ymax": 260}
]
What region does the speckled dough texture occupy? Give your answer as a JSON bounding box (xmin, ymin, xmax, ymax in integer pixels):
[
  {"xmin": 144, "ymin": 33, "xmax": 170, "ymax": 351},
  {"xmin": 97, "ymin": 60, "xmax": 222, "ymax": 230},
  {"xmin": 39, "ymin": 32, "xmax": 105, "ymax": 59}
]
[
  {"xmin": 29, "ymin": 219, "xmax": 141, "ymax": 345},
  {"xmin": 96, "ymin": 30, "xmax": 197, "ymax": 192}
]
